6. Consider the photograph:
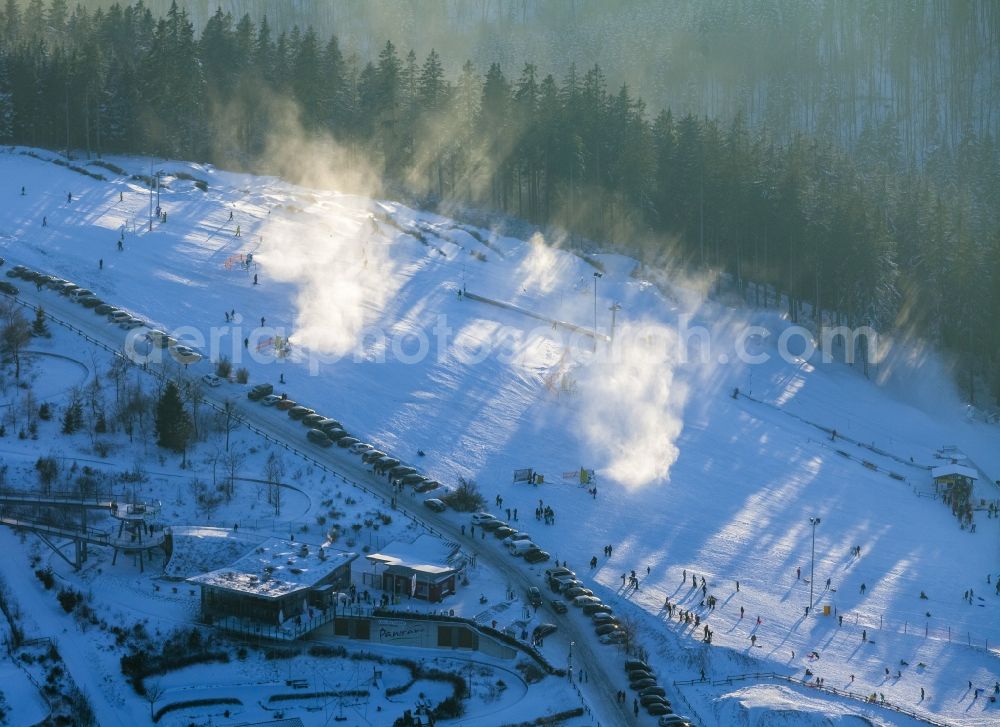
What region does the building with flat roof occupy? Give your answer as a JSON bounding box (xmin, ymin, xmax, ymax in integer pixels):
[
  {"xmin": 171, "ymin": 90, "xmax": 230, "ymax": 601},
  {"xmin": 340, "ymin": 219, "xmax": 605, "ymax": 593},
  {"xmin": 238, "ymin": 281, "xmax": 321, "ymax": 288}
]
[
  {"xmin": 188, "ymin": 538, "xmax": 356, "ymax": 626},
  {"xmin": 365, "ymin": 534, "xmax": 465, "ymax": 603}
]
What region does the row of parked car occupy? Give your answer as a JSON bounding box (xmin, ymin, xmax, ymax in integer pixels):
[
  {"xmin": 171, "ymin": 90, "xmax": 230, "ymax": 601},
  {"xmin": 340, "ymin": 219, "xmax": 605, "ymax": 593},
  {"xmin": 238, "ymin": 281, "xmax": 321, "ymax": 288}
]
[
  {"xmin": 540, "ymin": 566, "xmax": 696, "ymax": 724},
  {"xmin": 247, "ymin": 382, "xmax": 446, "ymax": 502},
  {"xmin": 3, "ymin": 264, "xmax": 201, "ymax": 364},
  {"xmin": 470, "ymin": 511, "xmax": 551, "ymax": 563}
]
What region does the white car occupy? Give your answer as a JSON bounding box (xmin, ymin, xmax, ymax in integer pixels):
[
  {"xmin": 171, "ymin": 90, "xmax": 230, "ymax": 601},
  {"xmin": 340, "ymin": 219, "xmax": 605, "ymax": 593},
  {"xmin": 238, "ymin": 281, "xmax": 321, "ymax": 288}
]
[
  {"xmin": 108, "ymin": 310, "xmax": 131, "ymax": 322},
  {"xmin": 471, "ymin": 512, "xmax": 496, "ymax": 526},
  {"xmin": 349, "ymin": 442, "xmax": 374, "ymax": 454},
  {"xmin": 503, "ymin": 532, "xmax": 531, "ymax": 546},
  {"xmin": 169, "ymin": 345, "xmax": 202, "ymax": 364},
  {"xmin": 202, "ymin": 373, "xmax": 222, "ymax": 387},
  {"xmin": 69, "ymin": 288, "xmax": 95, "ymax": 300},
  {"xmin": 261, "ymin": 394, "xmax": 282, "ymax": 406}
]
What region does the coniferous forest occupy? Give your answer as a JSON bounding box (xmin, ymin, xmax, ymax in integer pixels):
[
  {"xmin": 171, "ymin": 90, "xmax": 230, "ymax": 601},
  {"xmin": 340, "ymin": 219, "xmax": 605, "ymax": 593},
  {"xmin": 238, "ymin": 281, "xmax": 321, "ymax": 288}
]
[{"xmin": 1, "ymin": 0, "xmax": 999, "ymax": 401}]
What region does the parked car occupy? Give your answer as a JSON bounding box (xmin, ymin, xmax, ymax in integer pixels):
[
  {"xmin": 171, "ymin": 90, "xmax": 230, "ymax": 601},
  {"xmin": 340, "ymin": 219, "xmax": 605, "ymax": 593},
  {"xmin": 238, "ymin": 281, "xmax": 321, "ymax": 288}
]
[
  {"xmin": 523, "ymin": 549, "xmax": 550, "ymax": 563},
  {"xmin": 69, "ymin": 288, "xmax": 94, "ymax": 300},
  {"xmin": 362, "ymin": 449, "xmax": 387, "ymax": 464},
  {"xmin": 306, "ymin": 429, "xmax": 332, "ymax": 447},
  {"xmin": 596, "ymin": 623, "xmax": 621, "ymax": 636},
  {"xmin": 302, "ymin": 413, "xmax": 327, "ymax": 427},
  {"xmin": 399, "ymin": 473, "xmax": 427, "ymax": 486},
  {"xmin": 480, "ymin": 519, "xmax": 506, "ymax": 532},
  {"xmin": 503, "ymin": 532, "xmax": 532, "ymax": 545},
  {"xmin": 423, "ymin": 498, "xmax": 447, "ymax": 512},
  {"xmin": 551, "ymin": 575, "xmax": 581, "ymax": 592},
  {"xmin": 526, "ymin": 587, "xmax": 542, "ymax": 607},
  {"xmin": 641, "ymin": 694, "xmax": 670, "ymax": 708},
  {"xmin": 545, "ymin": 567, "xmax": 574, "ymax": 580},
  {"xmin": 325, "ymin": 429, "xmax": 351, "ymax": 442},
  {"xmin": 318, "ymin": 419, "xmax": 343, "ymax": 432},
  {"xmin": 629, "ymin": 669, "xmax": 655, "ymax": 682},
  {"xmin": 58, "ymin": 283, "xmax": 79, "ymax": 295},
  {"xmin": 94, "ymin": 303, "xmax": 114, "ymax": 315},
  {"xmin": 169, "ymin": 344, "xmax": 201, "ymax": 363},
  {"xmin": 288, "ymin": 406, "xmax": 315, "ymax": 420},
  {"xmin": 592, "ymin": 612, "xmax": 617, "ymax": 625},
  {"xmin": 549, "ymin": 599, "xmax": 568, "ymax": 614},
  {"xmin": 247, "ymin": 383, "xmax": 274, "ymax": 400},
  {"xmin": 336, "ymin": 436, "xmax": 360, "ymax": 448},
  {"xmin": 81, "ymin": 297, "xmax": 103, "ymax": 308},
  {"xmin": 108, "ymin": 310, "xmax": 131, "ymax": 322},
  {"xmin": 414, "ymin": 479, "xmax": 440, "ymax": 493},
  {"xmin": 630, "ymin": 678, "xmax": 657, "ymax": 690},
  {"xmin": 349, "ymin": 442, "xmax": 373, "ymax": 455},
  {"xmin": 493, "ymin": 526, "xmax": 515, "ymax": 539},
  {"xmin": 639, "ymin": 686, "xmax": 667, "ymax": 698},
  {"xmin": 657, "ymin": 715, "xmax": 692, "ymax": 725},
  {"xmin": 600, "ymin": 631, "xmax": 628, "ymax": 645},
  {"xmin": 647, "ymin": 704, "xmax": 673, "ymax": 716},
  {"xmin": 261, "ymin": 394, "xmax": 282, "ymax": 406},
  {"xmin": 532, "ymin": 623, "xmax": 557, "ymax": 640},
  {"xmin": 582, "ymin": 602, "xmax": 613, "ymax": 615},
  {"xmin": 202, "ymin": 373, "xmax": 222, "ymax": 387},
  {"xmin": 562, "ymin": 586, "xmax": 592, "ymax": 600},
  {"xmin": 275, "ymin": 398, "xmax": 297, "ymax": 411},
  {"xmin": 0, "ymin": 281, "xmax": 18, "ymax": 295},
  {"xmin": 120, "ymin": 317, "xmax": 146, "ymax": 329},
  {"xmin": 624, "ymin": 659, "xmax": 651, "ymax": 673},
  {"xmin": 471, "ymin": 512, "xmax": 496, "ymax": 526},
  {"xmin": 574, "ymin": 595, "xmax": 602, "ymax": 608}
]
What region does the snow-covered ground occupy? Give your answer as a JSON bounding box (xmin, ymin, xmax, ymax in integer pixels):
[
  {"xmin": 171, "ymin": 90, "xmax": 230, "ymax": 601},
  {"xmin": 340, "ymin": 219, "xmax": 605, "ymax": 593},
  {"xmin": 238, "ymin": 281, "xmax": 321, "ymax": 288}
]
[{"xmin": 0, "ymin": 147, "xmax": 998, "ymax": 725}]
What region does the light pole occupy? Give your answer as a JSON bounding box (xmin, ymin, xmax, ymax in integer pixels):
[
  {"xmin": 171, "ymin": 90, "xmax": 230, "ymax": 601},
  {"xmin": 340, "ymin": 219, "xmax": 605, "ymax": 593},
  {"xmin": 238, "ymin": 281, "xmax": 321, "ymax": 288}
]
[
  {"xmin": 568, "ymin": 640, "xmax": 574, "ymax": 679},
  {"xmin": 592, "ymin": 272, "xmax": 603, "ymax": 345},
  {"xmin": 809, "ymin": 517, "xmax": 821, "ymax": 613},
  {"xmin": 609, "ymin": 302, "xmax": 622, "ymax": 343}
]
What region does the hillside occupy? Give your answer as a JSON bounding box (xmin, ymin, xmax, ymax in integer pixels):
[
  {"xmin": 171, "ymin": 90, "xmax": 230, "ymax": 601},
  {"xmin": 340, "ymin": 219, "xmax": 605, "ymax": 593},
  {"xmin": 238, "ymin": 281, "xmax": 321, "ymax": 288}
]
[{"xmin": 0, "ymin": 147, "xmax": 998, "ymax": 725}]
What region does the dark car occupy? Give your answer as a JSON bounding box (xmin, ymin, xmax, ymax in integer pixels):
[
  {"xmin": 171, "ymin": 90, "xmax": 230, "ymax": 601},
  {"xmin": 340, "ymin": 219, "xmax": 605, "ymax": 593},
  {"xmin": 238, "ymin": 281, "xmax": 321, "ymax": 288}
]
[
  {"xmin": 336, "ymin": 436, "xmax": 360, "ymax": 448},
  {"xmin": 302, "ymin": 413, "xmax": 327, "ymax": 427},
  {"xmin": 288, "ymin": 406, "xmax": 315, "ymax": 420},
  {"xmin": 596, "ymin": 623, "xmax": 621, "ymax": 637},
  {"xmin": 549, "ymin": 599, "xmax": 568, "ymax": 614},
  {"xmin": 21, "ymin": 270, "xmax": 40, "ymax": 281},
  {"xmin": 374, "ymin": 456, "xmax": 401, "ymax": 472},
  {"xmin": 640, "ymin": 686, "xmax": 667, "ymax": 698},
  {"xmin": 629, "ymin": 669, "xmax": 655, "ymax": 682},
  {"xmin": 647, "ymin": 704, "xmax": 672, "ymax": 716},
  {"xmin": 631, "ymin": 678, "xmax": 657, "ymax": 690},
  {"xmin": 563, "ymin": 586, "xmax": 593, "ymax": 600},
  {"xmin": 625, "ymin": 659, "xmax": 651, "ymax": 673},
  {"xmin": 275, "ymin": 398, "xmax": 297, "ymax": 411},
  {"xmin": 324, "ymin": 428, "xmax": 350, "ymax": 441},
  {"xmin": 362, "ymin": 450, "xmax": 387, "ymax": 464},
  {"xmin": 414, "ymin": 479, "xmax": 440, "ymax": 493},
  {"xmin": 389, "ymin": 465, "xmax": 418, "ymax": 479},
  {"xmin": 532, "ymin": 623, "xmax": 557, "ymax": 640},
  {"xmin": 319, "ymin": 419, "xmax": 344, "ymax": 432},
  {"xmin": 582, "ymin": 602, "xmax": 613, "ymax": 615},
  {"xmin": 81, "ymin": 297, "xmax": 103, "ymax": 308},
  {"xmin": 480, "ymin": 519, "xmax": 505, "ymax": 532},
  {"xmin": 494, "ymin": 526, "xmax": 515, "ymax": 539},
  {"xmin": 527, "ymin": 587, "xmax": 542, "ymax": 607},
  {"xmin": 400, "ymin": 473, "xmax": 427, "ymax": 486},
  {"xmin": 94, "ymin": 303, "xmax": 115, "ymax": 315},
  {"xmin": 423, "ymin": 498, "xmax": 447, "ymax": 512},
  {"xmin": 247, "ymin": 383, "xmax": 274, "ymax": 400},
  {"xmin": 306, "ymin": 429, "xmax": 332, "ymax": 447},
  {"xmin": 0, "ymin": 281, "xmax": 18, "ymax": 295},
  {"xmin": 523, "ymin": 549, "xmax": 550, "ymax": 563}
]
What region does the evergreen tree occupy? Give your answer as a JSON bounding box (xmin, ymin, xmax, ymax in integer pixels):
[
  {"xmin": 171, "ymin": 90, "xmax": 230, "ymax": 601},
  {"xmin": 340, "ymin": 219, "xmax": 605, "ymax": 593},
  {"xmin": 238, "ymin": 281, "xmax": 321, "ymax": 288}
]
[{"xmin": 155, "ymin": 381, "xmax": 191, "ymax": 452}]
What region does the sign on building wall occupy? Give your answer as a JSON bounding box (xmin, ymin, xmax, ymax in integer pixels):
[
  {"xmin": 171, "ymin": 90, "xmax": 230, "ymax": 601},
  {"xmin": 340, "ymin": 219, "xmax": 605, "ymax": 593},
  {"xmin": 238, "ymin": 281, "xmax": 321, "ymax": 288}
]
[{"xmin": 377, "ymin": 620, "xmax": 427, "ymax": 645}]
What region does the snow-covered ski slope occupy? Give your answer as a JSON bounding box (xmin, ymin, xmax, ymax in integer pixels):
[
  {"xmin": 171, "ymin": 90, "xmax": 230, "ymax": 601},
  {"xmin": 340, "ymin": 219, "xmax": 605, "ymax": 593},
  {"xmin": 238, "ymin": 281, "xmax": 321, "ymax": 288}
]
[{"xmin": 1, "ymin": 148, "xmax": 998, "ymax": 725}]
